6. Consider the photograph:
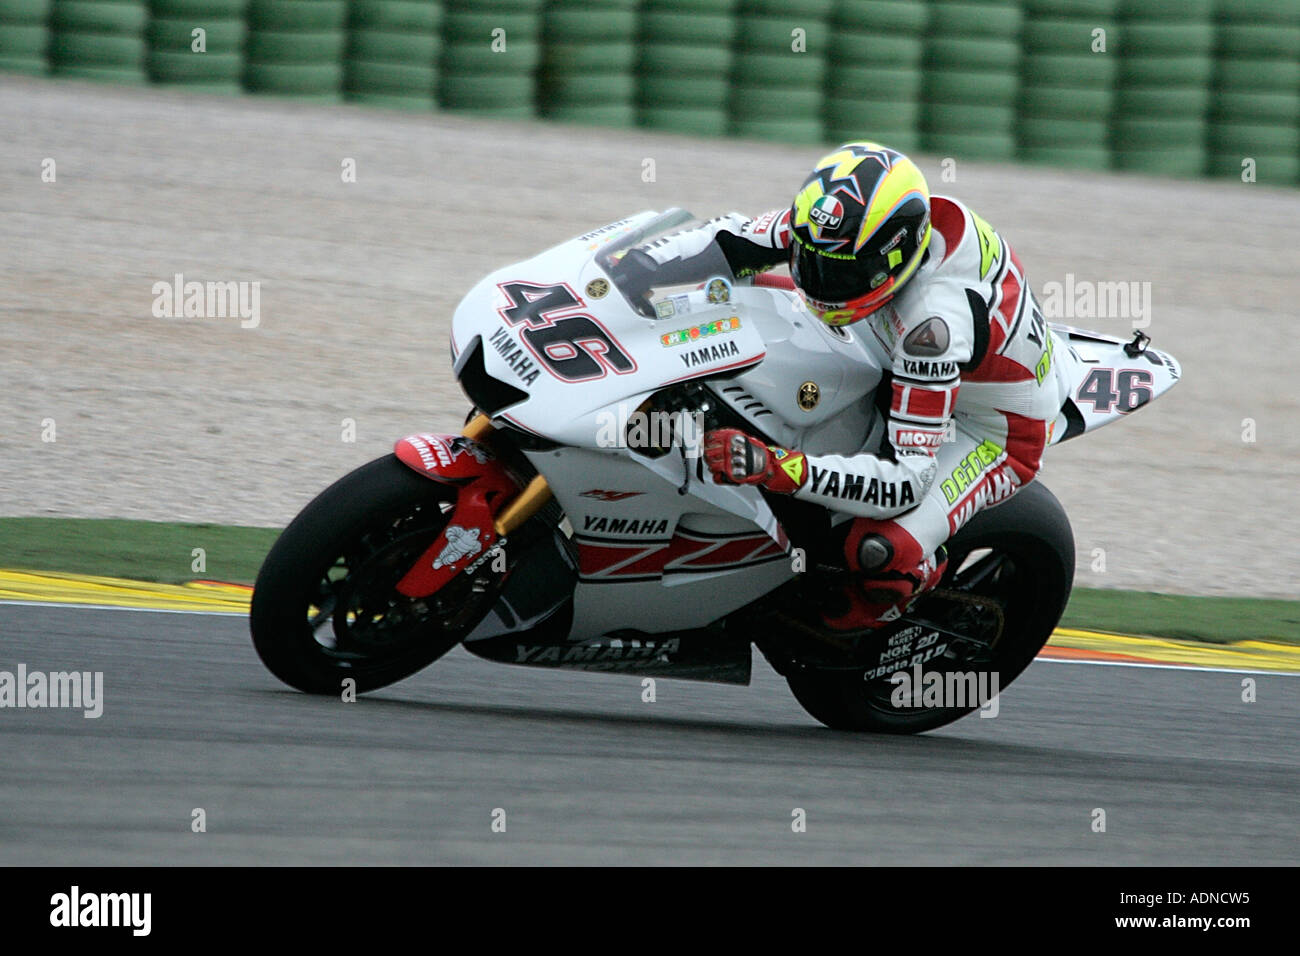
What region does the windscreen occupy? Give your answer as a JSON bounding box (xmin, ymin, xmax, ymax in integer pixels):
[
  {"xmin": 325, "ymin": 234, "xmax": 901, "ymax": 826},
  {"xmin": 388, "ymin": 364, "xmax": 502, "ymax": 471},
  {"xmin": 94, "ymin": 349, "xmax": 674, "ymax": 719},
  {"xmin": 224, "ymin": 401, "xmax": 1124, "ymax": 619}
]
[
  {"xmin": 597, "ymin": 209, "xmax": 736, "ymax": 317},
  {"xmin": 595, "ymin": 208, "xmax": 694, "ymax": 265}
]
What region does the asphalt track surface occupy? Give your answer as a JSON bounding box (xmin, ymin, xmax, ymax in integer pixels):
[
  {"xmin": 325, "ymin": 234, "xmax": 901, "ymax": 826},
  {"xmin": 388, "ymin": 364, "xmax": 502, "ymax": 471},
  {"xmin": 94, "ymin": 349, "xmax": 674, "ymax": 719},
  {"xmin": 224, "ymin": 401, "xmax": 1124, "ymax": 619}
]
[{"xmin": 2, "ymin": 603, "xmax": 1296, "ymax": 866}]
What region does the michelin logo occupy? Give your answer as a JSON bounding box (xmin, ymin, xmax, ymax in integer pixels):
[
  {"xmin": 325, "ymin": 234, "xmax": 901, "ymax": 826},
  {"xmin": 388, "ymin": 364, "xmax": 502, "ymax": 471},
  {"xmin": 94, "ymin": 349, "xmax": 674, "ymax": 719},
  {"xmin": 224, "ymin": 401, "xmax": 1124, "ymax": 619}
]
[{"xmin": 433, "ymin": 526, "xmax": 482, "ymax": 569}]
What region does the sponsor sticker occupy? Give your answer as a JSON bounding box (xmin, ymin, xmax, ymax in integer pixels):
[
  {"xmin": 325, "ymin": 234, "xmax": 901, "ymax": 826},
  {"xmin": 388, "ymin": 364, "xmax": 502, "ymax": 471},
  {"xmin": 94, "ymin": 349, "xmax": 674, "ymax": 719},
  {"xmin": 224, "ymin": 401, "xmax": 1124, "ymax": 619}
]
[
  {"xmin": 577, "ymin": 218, "xmax": 634, "ymax": 243},
  {"xmin": 679, "ymin": 339, "xmax": 741, "ymax": 368},
  {"xmin": 488, "ymin": 325, "xmax": 541, "ymax": 386},
  {"xmin": 579, "ymin": 489, "xmax": 644, "ymax": 501},
  {"xmin": 581, "ymin": 516, "xmax": 670, "ymax": 536},
  {"xmin": 433, "ymin": 525, "xmax": 482, "ymax": 570},
  {"xmin": 779, "ymin": 453, "xmax": 806, "ymax": 485},
  {"xmin": 660, "ymin": 316, "xmax": 741, "ymax": 347},
  {"xmin": 903, "ymin": 316, "xmax": 949, "ymax": 356},
  {"xmin": 809, "ymin": 194, "xmax": 844, "ymax": 230},
  {"xmin": 654, "ymin": 294, "xmax": 693, "ymax": 319},
  {"xmin": 880, "ymin": 226, "xmax": 907, "ymax": 255}
]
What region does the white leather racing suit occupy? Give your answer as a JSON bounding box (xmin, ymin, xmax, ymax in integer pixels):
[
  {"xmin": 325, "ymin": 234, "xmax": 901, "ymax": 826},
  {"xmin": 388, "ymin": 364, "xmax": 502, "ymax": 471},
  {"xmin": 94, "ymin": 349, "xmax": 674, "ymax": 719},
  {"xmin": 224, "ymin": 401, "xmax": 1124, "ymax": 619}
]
[{"xmin": 637, "ymin": 197, "xmax": 1080, "ymax": 575}]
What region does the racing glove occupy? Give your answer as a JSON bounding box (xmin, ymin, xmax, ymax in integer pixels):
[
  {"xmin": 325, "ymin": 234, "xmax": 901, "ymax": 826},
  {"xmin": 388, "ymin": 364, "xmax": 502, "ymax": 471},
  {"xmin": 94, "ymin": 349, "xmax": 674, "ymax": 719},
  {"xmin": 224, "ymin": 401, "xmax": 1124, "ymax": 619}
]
[{"xmin": 703, "ymin": 429, "xmax": 807, "ymax": 495}]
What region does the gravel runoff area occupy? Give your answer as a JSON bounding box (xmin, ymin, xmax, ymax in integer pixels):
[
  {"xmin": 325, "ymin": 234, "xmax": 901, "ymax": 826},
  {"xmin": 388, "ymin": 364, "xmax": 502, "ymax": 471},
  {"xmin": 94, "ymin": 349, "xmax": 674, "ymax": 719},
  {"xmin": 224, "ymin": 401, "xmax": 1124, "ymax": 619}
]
[{"xmin": 2, "ymin": 78, "xmax": 1297, "ymax": 598}]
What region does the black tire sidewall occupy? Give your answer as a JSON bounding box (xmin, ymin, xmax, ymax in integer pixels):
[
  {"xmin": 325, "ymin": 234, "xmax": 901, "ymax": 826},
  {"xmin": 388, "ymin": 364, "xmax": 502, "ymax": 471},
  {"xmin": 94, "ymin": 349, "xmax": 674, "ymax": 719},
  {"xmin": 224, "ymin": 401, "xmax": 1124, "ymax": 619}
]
[
  {"xmin": 250, "ymin": 455, "xmax": 462, "ymax": 694},
  {"xmin": 786, "ymin": 481, "xmax": 1075, "ymax": 733}
]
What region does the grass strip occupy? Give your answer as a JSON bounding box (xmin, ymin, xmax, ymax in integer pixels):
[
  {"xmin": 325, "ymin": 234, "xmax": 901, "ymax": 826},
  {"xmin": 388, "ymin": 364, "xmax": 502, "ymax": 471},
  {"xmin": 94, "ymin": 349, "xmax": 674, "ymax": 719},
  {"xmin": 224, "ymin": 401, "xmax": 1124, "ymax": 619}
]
[{"xmin": 1, "ymin": 518, "xmax": 1296, "ymax": 644}]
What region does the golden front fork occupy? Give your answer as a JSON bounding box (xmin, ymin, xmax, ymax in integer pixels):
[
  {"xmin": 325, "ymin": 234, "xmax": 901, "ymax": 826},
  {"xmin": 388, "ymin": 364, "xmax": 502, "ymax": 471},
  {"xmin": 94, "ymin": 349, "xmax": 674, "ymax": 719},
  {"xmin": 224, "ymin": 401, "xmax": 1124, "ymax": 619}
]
[
  {"xmin": 461, "ymin": 413, "xmax": 554, "ymax": 536},
  {"xmin": 461, "ymin": 413, "xmax": 494, "ymax": 442}
]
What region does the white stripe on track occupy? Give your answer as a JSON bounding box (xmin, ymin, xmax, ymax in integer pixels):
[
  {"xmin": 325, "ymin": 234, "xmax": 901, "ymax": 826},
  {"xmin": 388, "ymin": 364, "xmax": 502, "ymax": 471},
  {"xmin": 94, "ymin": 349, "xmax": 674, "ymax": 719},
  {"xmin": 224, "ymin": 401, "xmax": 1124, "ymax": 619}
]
[
  {"xmin": 0, "ymin": 599, "xmax": 246, "ymax": 617},
  {"xmin": 1035, "ymin": 656, "xmax": 1300, "ymax": 678}
]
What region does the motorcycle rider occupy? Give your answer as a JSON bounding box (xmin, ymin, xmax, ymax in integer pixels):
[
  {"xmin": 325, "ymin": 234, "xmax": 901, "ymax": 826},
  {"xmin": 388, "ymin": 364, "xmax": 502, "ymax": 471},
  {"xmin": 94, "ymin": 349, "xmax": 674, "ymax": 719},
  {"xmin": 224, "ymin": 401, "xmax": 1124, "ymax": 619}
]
[{"xmin": 621, "ymin": 141, "xmax": 1078, "ymax": 631}]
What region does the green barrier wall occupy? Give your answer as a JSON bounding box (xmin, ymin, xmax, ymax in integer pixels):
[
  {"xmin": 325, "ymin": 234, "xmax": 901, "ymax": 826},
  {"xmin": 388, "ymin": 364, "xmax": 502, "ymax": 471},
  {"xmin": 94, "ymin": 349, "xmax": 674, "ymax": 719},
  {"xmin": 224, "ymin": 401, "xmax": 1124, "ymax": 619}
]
[
  {"xmin": 2, "ymin": 0, "xmax": 1296, "ymax": 185},
  {"xmin": 50, "ymin": 0, "xmax": 149, "ymax": 86},
  {"xmin": 148, "ymin": 1, "xmax": 245, "ymax": 94},
  {"xmin": 445, "ymin": 0, "xmax": 539, "ymax": 118},
  {"xmin": 346, "ymin": 0, "xmax": 442, "ymax": 109}
]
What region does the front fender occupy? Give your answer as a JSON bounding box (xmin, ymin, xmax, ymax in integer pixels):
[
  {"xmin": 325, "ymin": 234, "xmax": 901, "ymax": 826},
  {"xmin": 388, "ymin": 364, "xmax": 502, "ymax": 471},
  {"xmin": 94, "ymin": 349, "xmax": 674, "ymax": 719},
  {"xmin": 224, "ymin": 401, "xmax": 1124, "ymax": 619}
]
[
  {"xmin": 391, "ymin": 433, "xmax": 522, "ymax": 597},
  {"xmin": 395, "ymin": 433, "xmax": 507, "ymax": 483}
]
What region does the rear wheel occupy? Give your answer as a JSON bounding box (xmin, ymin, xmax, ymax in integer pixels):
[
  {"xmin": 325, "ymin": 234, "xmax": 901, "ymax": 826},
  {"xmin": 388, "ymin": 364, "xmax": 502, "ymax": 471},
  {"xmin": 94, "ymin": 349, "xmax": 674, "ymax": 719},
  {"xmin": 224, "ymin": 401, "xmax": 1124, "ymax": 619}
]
[
  {"xmin": 781, "ymin": 481, "xmax": 1075, "ymax": 733},
  {"xmin": 250, "ymin": 455, "xmax": 500, "ymax": 694}
]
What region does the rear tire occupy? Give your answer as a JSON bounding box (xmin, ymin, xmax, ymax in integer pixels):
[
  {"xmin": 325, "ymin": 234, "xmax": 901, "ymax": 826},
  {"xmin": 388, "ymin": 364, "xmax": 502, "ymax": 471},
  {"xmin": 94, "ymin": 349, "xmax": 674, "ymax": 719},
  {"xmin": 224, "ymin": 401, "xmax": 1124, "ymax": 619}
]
[{"xmin": 784, "ymin": 481, "xmax": 1075, "ymax": 734}]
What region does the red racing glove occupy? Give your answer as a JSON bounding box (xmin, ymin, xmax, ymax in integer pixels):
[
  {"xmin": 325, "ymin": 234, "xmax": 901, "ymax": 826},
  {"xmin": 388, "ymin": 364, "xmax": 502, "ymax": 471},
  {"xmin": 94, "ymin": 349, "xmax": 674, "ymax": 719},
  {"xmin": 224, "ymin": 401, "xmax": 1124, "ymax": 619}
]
[{"xmin": 703, "ymin": 429, "xmax": 807, "ymax": 494}]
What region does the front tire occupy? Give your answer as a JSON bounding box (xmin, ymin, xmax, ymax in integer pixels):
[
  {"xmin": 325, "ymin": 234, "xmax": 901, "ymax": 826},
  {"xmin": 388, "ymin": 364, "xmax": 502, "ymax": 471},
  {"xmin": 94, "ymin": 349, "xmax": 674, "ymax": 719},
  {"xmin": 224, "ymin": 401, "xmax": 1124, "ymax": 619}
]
[
  {"xmin": 251, "ymin": 455, "xmax": 494, "ymax": 695},
  {"xmin": 784, "ymin": 480, "xmax": 1075, "ymax": 734}
]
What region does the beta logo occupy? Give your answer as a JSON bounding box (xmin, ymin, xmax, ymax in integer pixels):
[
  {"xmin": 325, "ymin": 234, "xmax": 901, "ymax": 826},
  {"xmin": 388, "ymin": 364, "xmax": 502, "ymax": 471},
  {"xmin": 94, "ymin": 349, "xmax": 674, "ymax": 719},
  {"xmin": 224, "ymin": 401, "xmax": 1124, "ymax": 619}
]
[{"xmin": 809, "ymin": 195, "xmax": 844, "ymax": 230}]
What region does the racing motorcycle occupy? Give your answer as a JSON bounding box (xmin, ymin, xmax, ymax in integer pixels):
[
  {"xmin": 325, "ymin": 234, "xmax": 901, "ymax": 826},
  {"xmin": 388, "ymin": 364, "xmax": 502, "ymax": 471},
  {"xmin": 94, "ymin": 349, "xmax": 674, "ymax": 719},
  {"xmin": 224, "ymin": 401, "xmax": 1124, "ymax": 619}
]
[{"xmin": 250, "ymin": 209, "xmax": 1181, "ymax": 733}]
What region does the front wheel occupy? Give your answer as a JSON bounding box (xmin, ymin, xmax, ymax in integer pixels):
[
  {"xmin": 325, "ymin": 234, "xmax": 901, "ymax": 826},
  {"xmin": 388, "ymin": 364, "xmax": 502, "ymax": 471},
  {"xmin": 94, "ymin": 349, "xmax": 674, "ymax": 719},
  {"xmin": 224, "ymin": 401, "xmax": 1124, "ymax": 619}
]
[
  {"xmin": 250, "ymin": 455, "xmax": 500, "ymax": 695},
  {"xmin": 782, "ymin": 480, "xmax": 1075, "ymax": 734}
]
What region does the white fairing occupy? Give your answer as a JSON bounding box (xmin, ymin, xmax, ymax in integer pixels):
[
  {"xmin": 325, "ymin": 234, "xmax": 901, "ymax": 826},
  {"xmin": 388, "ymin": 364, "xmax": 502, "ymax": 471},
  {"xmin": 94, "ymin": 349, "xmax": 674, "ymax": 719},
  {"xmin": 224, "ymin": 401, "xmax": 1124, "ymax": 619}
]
[
  {"xmin": 1047, "ymin": 324, "xmax": 1182, "ymax": 444},
  {"xmin": 451, "ymin": 212, "xmax": 771, "ymax": 450},
  {"xmin": 448, "ymin": 211, "xmax": 1178, "ymax": 641},
  {"xmin": 710, "ymin": 286, "xmax": 883, "ymax": 456}
]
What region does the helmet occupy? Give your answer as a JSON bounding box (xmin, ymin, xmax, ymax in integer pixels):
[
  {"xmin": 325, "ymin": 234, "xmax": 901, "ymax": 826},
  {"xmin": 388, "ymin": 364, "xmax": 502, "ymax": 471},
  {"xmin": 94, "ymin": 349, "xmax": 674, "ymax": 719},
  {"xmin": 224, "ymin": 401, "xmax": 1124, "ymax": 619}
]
[{"xmin": 789, "ymin": 142, "xmax": 932, "ymax": 326}]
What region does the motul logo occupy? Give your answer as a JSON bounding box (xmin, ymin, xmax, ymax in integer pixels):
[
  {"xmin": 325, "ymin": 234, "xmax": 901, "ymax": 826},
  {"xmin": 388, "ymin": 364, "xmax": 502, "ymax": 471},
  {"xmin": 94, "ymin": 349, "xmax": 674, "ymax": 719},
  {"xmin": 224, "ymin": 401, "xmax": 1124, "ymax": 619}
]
[{"xmin": 895, "ymin": 430, "xmax": 944, "ymax": 448}]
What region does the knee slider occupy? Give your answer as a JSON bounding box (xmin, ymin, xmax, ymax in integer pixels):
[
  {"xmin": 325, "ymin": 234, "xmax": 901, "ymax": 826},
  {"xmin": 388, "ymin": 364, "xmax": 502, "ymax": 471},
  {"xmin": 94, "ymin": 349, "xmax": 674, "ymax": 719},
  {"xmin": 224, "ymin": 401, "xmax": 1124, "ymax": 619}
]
[
  {"xmin": 856, "ymin": 533, "xmax": 894, "ymax": 573},
  {"xmin": 844, "ymin": 519, "xmax": 927, "ymax": 575}
]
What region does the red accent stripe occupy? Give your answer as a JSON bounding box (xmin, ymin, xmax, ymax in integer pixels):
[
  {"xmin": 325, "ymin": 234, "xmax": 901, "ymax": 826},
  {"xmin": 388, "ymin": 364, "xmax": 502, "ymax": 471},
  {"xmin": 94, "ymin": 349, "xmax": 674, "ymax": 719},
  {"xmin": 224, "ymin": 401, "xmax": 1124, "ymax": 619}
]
[
  {"xmin": 774, "ymin": 208, "xmax": 792, "ymax": 248},
  {"xmin": 677, "ymin": 536, "xmax": 780, "ymax": 567},
  {"xmin": 753, "ymin": 273, "xmax": 796, "ymax": 290},
  {"xmin": 969, "ymin": 247, "xmax": 1027, "ymax": 383},
  {"xmin": 577, "ymin": 540, "xmax": 670, "ymax": 577},
  {"xmin": 964, "ymin": 351, "xmax": 1035, "ymax": 384},
  {"xmin": 577, "ymin": 530, "xmax": 783, "ymax": 579},
  {"xmin": 892, "ymin": 380, "xmax": 956, "ymax": 421},
  {"xmin": 659, "ymin": 352, "xmax": 765, "ymax": 386},
  {"xmin": 930, "ymin": 197, "xmax": 965, "ymax": 263},
  {"xmin": 1002, "ymin": 411, "xmax": 1048, "ymax": 482},
  {"xmin": 995, "ymin": 254, "xmax": 1023, "ymax": 331}
]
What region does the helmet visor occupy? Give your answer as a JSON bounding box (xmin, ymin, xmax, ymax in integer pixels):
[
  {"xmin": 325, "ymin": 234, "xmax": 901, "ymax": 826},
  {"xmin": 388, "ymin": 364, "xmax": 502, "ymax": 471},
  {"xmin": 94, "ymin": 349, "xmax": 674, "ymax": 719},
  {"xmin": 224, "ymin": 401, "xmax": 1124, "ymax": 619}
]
[
  {"xmin": 791, "ymin": 241, "xmax": 874, "ymax": 303},
  {"xmin": 792, "ymin": 245, "xmax": 899, "ymax": 323}
]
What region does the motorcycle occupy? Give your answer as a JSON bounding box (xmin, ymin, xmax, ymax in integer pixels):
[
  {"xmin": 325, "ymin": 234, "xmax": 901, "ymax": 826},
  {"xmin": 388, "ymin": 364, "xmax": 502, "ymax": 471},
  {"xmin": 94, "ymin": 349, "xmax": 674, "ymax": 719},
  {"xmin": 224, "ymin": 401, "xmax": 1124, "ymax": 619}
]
[{"xmin": 250, "ymin": 209, "xmax": 1181, "ymax": 733}]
